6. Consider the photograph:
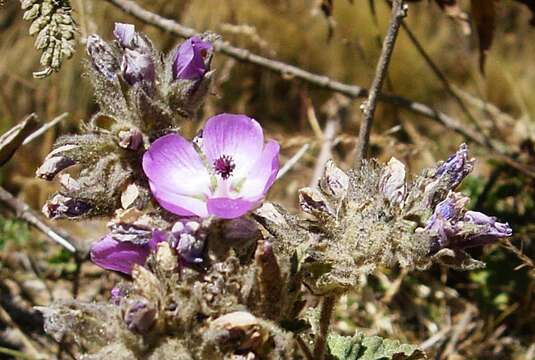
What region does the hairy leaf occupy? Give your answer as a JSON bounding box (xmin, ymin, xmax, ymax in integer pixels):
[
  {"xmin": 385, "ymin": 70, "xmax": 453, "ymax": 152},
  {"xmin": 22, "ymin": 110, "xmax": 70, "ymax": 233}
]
[{"xmin": 327, "ymin": 333, "xmax": 427, "ymax": 360}]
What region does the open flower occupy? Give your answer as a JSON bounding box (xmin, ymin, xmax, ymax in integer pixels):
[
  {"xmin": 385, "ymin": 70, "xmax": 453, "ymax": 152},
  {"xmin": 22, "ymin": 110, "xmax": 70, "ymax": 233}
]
[
  {"xmin": 172, "ymin": 36, "xmax": 212, "ymax": 81},
  {"xmin": 143, "ymin": 113, "xmax": 279, "ymax": 219}
]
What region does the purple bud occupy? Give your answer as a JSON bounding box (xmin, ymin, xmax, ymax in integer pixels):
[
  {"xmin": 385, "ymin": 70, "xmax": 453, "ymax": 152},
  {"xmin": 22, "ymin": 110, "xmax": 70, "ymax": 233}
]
[
  {"xmin": 118, "ymin": 129, "xmax": 143, "ymax": 150},
  {"xmin": 86, "ymin": 34, "xmax": 120, "ymax": 80},
  {"xmin": 171, "ymin": 220, "xmax": 205, "ymax": 264},
  {"xmin": 43, "ymin": 194, "xmax": 91, "ymax": 219},
  {"xmin": 113, "ymin": 23, "xmax": 136, "ymax": 48},
  {"xmin": 319, "ymin": 160, "xmax": 349, "ymax": 199},
  {"xmin": 124, "ymin": 300, "xmax": 157, "ymax": 334},
  {"xmin": 36, "ymin": 156, "xmax": 75, "ymax": 180},
  {"xmin": 113, "ymin": 23, "xmax": 151, "ymax": 51},
  {"xmin": 90, "ymin": 235, "xmax": 150, "ymax": 275},
  {"xmin": 121, "ymin": 48, "xmax": 155, "ymax": 85},
  {"xmin": 460, "ymin": 211, "xmax": 512, "ymax": 247},
  {"xmin": 425, "ymin": 192, "xmax": 512, "ymax": 253},
  {"xmin": 172, "ymin": 36, "xmax": 212, "ymax": 81},
  {"xmin": 434, "ymin": 143, "xmax": 474, "ymax": 189}
]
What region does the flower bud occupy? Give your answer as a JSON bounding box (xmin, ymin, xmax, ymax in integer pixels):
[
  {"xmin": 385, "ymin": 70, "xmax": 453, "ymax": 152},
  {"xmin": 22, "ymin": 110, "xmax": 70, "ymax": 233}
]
[
  {"xmin": 298, "ymin": 187, "xmax": 333, "ymax": 216},
  {"xmin": 172, "ymin": 36, "xmax": 212, "ymax": 81},
  {"xmin": 379, "ymin": 157, "xmax": 406, "ymax": 205},
  {"xmin": 124, "ymin": 300, "xmax": 157, "ymax": 334},
  {"xmin": 86, "ymin": 34, "xmax": 119, "ymax": 80},
  {"xmin": 113, "ymin": 23, "xmax": 136, "ymax": 49},
  {"xmin": 319, "ymin": 160, "xmax": 349, "ymax": 199},
  {"xmin": 118, "ymin": 128, "xmax": 143, "ymax": 150},
  {"xmin": 121, "ymin": 48, "xmax": 155, "ymax": 85},
  {"xmin": 171, "ymin": 220, "xmax": 206, "ymax": 264},
  {"xmin": 36, "ymin": 155, "xmax": 75, "ymax": 180},
  {"xmin": 43, "ymin": 194, "xmax": 91, "ymax": 219},
  {"xmin": 434, "ymin": 143, "xmax": 474, "ymax": 189}
]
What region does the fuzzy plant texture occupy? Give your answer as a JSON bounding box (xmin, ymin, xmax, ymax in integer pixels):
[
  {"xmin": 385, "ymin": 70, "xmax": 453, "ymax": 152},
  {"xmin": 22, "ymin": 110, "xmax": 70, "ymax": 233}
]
[
  {"xmin": 36, "ymin": 24, "xmax": 512, "ymax": 360},
  {"xmin": 20, "ymin": 0, "xmax": 76, "ymax": 78}
]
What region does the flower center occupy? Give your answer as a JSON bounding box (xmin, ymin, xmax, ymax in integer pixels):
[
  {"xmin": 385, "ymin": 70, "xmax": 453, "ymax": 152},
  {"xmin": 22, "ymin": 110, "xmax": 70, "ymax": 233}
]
[{"xmin": 213, "ymin": 155, "xmax": 235, "ymax": 179}]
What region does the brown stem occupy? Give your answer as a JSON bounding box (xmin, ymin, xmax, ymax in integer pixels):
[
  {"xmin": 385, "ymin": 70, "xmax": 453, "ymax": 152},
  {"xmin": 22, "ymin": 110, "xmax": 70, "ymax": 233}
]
[
  {"xmin": 313, "ymin": 295, "xmax": 337, "ymax": 359},
  {"xmin": 354, "ymin": 0, "xmax": 406, "ymax": 167}
]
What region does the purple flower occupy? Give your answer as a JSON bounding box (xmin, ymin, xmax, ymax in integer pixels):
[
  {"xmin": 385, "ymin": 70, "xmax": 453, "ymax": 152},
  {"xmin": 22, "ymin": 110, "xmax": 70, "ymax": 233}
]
[
  {"xmin": 172, "ymin": 36, "xmax": 212, "ymax": 80},
  {"xmin": 434, "ymin": 143, "xmax": 474, "ymax": 189},
  {"xmin": 143, "ymin": 114, "xmax": 279, "ymax": 219},
  {"xmin": 425, "ymin": 192, "xmax": 512, "ymax": 253},
  {"xmin": 90, "ymin": 231, "xmax": 164, "ymax": 275},
  {"xmin": 461, "ymin": 211, "xmax": 512, "ymax": 247}
]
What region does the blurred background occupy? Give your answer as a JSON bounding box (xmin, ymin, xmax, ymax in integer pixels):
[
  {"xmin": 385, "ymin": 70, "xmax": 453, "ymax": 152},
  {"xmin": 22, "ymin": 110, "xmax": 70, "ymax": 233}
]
[{"xmin": 0, "ymin": 0, "xmax": 534, "ymax": 358}]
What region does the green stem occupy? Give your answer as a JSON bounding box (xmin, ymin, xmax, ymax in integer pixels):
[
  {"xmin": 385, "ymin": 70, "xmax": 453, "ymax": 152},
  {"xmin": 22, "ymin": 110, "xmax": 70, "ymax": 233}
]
[{"xmin": 313, "ymin": 295, "xmax": 337, "ymax": 359}]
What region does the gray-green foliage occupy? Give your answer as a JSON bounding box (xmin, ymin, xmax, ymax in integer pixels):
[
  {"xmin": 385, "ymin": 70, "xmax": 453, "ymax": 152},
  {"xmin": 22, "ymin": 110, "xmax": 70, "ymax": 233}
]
[
  {"xmin": 20, "ymin": 0, "xmax": 76, "ymax": 78},
  {"xmin": 327, "ymin": 333, "xmax": 426, "ymax": 360}
]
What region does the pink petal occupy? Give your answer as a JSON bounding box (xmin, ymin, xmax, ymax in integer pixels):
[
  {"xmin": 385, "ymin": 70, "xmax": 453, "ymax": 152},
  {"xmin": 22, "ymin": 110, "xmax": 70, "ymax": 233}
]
[
  {"xmin": 90, "ymin": 235, "xmax": 150, "ymax": 275},
  {"xmin": 240, "ymin": 140, "xmax": 280, "ymax": 199},
  {"xmin": 207, "ymin": 197, "xmax": 258, "ymax": 219},
  {"xmin": 149, "ymin": 181, "xmax": 209, "ymax": 217},
  {"xmin": 201, "ymin": 114, "xmax": 264, "ymax": 178},
  {"xmin": 143, "ymin": 133, "xmax": 210, "ymax": 196}
]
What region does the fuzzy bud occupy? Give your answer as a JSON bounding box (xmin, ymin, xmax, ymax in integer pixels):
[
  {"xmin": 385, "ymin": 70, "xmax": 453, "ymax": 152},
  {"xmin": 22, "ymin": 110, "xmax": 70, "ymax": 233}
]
[
  {"xmin": 118, "ymin": 129, "xmax": 143, "ymax": 150},
  {"xmin": 121, "ymin": 48, "xmax": 155, "ymax": 85},
  {"xmin": 124, "ymin": 300, "xmax": 157, "ymax": 334},
  {"xmin": 43, "ymin": 194, "xmax": 91, "ymax": 219},
  {"xmin": 36, "ymin": 156, "xmax": 75, "ymax": 180},
  {"xmin": 298, "ymin": 187, "xmax": 333, "ymax": 216},
  {"xmin": 86, "ymin": 34, "xmax": 120, "ymax": 80},
  {"xmin": 169, "ymin": 220, "xmax": 206, "ymax": 264},
  {"xmin": 319, "ymin": 160, "xmax": 349, "ymax": 199},
  {"xmin": 434, "ymin": 143, "xmax": 474, "ymax": 189},
  {"xmin": 172, "ymin": 36, "xmax": 212, "ymax": 81},
  {"xmin": 379, "ymin": 157, "xmax": 406, "ymax": 206}
]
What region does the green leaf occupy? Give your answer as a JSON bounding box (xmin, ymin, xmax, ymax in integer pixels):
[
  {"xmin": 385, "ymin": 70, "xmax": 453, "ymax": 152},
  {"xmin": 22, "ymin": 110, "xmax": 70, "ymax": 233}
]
[{"xmin": 327, "ymin": 333, "xmax": 427, "ymax": 360}]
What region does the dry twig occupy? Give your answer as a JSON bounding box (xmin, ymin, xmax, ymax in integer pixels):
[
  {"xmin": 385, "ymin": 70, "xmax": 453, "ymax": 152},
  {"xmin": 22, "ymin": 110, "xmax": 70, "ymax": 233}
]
[
  {"xmin": 354, "ymin": 0, "xmax": 406, "ymax": 167},
  {"xmin": 0, "ymin": 186, "xmax": 77, "ymax": 253}
]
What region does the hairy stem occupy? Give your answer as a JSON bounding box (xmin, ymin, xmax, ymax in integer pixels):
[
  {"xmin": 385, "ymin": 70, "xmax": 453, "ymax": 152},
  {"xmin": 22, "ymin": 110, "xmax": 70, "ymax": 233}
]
[
  {"xmin": 354, "ymin": 0, "xmax": 406, "ymax": 168},
  {"xmin": 313, "ymin": 295, "xmax": 337, "ymax": 359}
]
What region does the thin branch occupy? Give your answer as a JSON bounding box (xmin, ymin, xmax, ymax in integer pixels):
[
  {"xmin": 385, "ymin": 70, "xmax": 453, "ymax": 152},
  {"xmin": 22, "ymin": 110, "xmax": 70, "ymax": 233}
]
[
  {"xmin": 276, "ymin": 144, "xmax": 310, "ymax": 180},
  {"xmin": 103, "ymin": 0, "xmax": 535, "ymax": 179},
  {"xmin": 354, "ymin": 0, "xmax": 406, "ymax": 167},
  {"xmin": 400, "ymin": 20, "xmax": 488, "ymax": 137},
  {"xmin": 0, "ymin": 186, "xmax": 77, "ymax": 253},
  {"xmin": 22, "ymin": 112, "xmax": 69, "ymax": 145},
  {"xmin": 313, "ymin": 295, "xmax": 337, "ymax": 359}
]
